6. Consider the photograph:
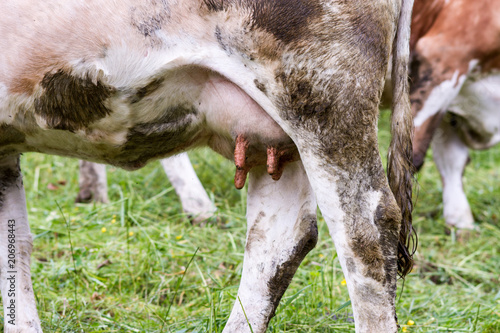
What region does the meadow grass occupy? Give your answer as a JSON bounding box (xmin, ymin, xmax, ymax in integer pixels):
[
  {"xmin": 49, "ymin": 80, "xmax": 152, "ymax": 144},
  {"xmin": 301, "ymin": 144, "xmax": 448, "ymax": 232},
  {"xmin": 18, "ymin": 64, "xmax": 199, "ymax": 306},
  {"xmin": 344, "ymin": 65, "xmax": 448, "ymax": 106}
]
[{"xmin": 1, "ymin": 110, "xmax": 499, "ymax": 332}]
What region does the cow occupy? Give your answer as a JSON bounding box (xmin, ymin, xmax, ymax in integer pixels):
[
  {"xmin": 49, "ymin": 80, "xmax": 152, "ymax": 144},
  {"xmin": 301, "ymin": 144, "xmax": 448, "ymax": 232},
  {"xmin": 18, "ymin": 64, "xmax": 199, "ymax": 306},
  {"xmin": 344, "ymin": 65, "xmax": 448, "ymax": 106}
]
[
  {"xmin": 0, "ymin": 0, "xmax": 415, "ymax": 332},
  {"xmin": 409, "ymin": 0, "xmax": 500, "ymax": 230},
  {"xmin": 77, "ymin": 154, "xmax": 217, "ymax": 224}
]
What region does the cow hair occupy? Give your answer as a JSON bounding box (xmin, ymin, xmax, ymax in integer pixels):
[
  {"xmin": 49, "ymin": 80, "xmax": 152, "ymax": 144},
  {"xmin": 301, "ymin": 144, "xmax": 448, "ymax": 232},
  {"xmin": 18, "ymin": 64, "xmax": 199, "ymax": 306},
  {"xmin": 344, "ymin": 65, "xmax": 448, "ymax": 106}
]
[{"xmin": 388, "ymin": 0, "xmax": 417, "ymax": 278}]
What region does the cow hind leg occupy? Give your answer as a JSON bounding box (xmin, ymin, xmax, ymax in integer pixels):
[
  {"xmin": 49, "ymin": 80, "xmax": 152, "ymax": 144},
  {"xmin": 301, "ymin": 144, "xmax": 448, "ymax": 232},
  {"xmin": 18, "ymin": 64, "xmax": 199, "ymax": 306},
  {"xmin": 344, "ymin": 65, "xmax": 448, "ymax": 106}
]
[
  {"xmin": 431, "ymin": 120, "xmax": 474, "ymax": 229},
  {"xmin": 224, "ymin": 161, "xmax": 317, "ymax": 333},
  {"xmin": 0, "ymin": 155, "xmax": 42, "ymax": 332},
  {"xmin": 297, "ymin": 153, "xmax": 401, "ymax": 333}
]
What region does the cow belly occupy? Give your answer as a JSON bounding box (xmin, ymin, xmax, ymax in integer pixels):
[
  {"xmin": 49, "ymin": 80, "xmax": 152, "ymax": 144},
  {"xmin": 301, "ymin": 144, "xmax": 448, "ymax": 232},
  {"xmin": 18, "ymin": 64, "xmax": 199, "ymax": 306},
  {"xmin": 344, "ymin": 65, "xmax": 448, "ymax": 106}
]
[
  {"xmin": 447, "ymin": 73, "xmax": 500, "ymax": 150},
  {"xmin": 0, "ymin": 66, "xmax": 294, "ymax": 170}
]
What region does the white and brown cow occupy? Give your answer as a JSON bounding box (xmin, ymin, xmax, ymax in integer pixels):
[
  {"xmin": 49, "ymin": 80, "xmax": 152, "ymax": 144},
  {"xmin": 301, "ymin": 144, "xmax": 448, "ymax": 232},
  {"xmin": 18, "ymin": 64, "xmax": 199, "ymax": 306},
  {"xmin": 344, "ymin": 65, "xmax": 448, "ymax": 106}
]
[
  {"xmin": 410, "ymin": 0, "xmax": 500, "ymax": 229},
  {"xmin": 0, "ymin": 1, "xmax": 415, "ymax": 332},
  {"xmin": 77, "ymin": 154, "xmax": 217, "ymax": 224}
]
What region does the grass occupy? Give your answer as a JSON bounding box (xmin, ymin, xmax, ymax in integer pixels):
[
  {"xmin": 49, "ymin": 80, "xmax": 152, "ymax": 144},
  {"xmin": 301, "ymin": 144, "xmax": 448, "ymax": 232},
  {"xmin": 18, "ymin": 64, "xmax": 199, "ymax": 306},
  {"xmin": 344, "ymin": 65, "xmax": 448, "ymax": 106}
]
[{"xmin": 1, "ymin": 110, "xmax": 499, "ymax": 332}]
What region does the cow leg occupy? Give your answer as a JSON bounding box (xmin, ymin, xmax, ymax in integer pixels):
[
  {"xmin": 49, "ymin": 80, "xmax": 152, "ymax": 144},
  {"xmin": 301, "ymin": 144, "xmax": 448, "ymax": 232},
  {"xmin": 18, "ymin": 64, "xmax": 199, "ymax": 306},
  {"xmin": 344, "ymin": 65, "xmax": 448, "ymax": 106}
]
[
  {"xmin": 266, "ymin": 31, "xmax": 407, "ymax": 330},
  {"xmin": 0, "ymin": 155, "xmax": 42, "ymax": 332},
  {"xmin": 296, "ymin": 148, "xmax": 401, "ymax": 333},
  {"xmin": 431, "ymin": 120, "xmax": 474, "ymax": 229},
  {"xmin": 160, "ymin": 153, "xmax": 216, "ymax": 224},
  {"xmin": 252, "ymin": 13, "xmax": 408, "ymax": 329},
  {"xmin": 75, "ymin": 160, "xmax": 109, "ymax": 203},
  {"xmin": 224, "ymin": 161, "xmax": 317, "ymax": 333}
]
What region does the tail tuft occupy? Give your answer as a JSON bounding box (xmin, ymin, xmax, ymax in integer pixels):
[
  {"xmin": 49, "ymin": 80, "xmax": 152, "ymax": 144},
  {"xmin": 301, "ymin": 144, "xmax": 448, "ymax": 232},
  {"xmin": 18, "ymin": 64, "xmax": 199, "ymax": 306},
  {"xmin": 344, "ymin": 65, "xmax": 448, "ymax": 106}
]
[{"xmin": 388, "ymin": 0, "xmax": 417, "ymax": 278}]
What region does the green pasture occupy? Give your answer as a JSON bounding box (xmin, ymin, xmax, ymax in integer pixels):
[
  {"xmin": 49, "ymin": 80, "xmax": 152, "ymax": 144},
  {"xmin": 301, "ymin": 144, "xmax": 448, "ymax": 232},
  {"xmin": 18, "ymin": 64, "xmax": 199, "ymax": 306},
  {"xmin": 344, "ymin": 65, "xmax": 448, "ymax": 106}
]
[{"xmin": 1, "ymin": 110, "xmax": 499, "ymax": 332}]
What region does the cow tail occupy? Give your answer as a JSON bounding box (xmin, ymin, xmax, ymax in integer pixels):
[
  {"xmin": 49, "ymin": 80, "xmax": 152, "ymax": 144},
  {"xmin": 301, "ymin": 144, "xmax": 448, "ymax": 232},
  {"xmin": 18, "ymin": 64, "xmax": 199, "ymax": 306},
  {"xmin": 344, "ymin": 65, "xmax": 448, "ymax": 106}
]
[{"xmin": 388, "ymin": 0, "xmax": 416, "ymax": 278}]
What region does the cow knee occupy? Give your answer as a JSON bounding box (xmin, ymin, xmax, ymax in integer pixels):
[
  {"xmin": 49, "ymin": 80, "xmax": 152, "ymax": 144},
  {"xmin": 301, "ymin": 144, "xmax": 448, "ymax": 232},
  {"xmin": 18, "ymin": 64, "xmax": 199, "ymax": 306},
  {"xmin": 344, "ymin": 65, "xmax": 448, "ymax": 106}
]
[{"xmin": 347, "ymin": 188, "xmax": 400, "ymax": 285}]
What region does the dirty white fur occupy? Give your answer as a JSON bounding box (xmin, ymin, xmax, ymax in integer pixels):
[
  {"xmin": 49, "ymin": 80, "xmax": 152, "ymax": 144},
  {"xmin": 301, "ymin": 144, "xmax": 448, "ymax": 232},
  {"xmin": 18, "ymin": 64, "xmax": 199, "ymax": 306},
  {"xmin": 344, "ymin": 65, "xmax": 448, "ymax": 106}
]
[{"xmin": 225, "ymin": 161, "xmax": 317, "ymax": 332}]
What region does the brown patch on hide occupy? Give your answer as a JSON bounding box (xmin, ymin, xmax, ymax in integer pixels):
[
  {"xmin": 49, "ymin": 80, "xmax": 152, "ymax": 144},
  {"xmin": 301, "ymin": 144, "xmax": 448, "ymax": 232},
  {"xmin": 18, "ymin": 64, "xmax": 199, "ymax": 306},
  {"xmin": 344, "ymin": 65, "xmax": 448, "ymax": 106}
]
[
  {"xmin": 202, "ymin": 0, "xmax": 225, "ymax": 12},
  {"xmin": 10, "ymin": 78, "xmax": 39, "ymax": 96},
  {"xmin": 249, "ymin": 0, "xmax": 323, "ymax": 44},
  {"xmin": 277, "ymin": 64, "xmax": 381, "ymax": 171},
  {"xmin": 335, "ymin": 176, "xmax": 401, "ymax": 293},
  {"xmin": 482, "ymin": 53, "xmax": 500, "ymax": 73},
  {"xmin": 254, "ymin": 79, "xmax": 267, "ymax": 94},
  {"xmin": 129, "ymin": 78, "xmax": 165, "ymax": 104},
  {"xmin": 119, "ymin": 105, "xmax": 198, "ymax": 169},
  {"xmin": 411, "ymin": 0, "xmax": 500, "ymax": 77},
  {"xmin": 424, "ymin": 0, "xmax": 500, "ymax": 65},
  {"xmin": 2, "ymin": 2, "xmax": 120, "ymax": 96},
  {"xmin": 344, "ymin": 5, "xmax": 394, "ymax": 71},
  {"xmin": 340, "ymin": 173, "xmax": 389, "ymax": 284},
  {"xmin": 350, "ymin": 236, "xmax": 385, "ymax": 283},
  {"xmin": 34, "ymin": 70, "xmax": 115, "ymax": 131},
  {"xmin": 0, "ymin": 125, "xmax": 26, "ymax": 146},
  {"xmin": 203, "ymin": 0, "xmax": 322, "ymax": 45}
]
